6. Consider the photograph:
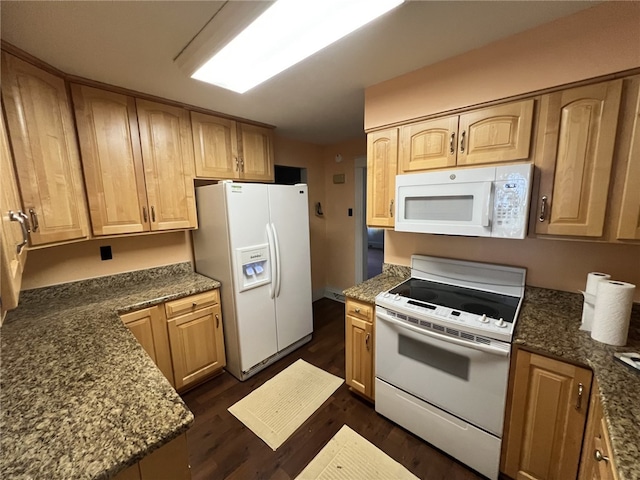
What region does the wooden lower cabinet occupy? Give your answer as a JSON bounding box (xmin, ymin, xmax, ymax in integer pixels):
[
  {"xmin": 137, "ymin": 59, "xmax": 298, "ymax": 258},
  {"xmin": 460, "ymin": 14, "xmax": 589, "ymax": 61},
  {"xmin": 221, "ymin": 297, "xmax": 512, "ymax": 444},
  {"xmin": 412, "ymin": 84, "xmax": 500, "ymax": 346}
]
[
  {"xmin": 578, "ymin": 381, "xmax": 620, "ymax": 480},
  {"xmin": 112, "ymin": 434, "xmax": 191, "ymax": 480},
  {"xmin": 120, "ymin": 289, "xmax": 225, "ymax": 392},
  {"xmin": 345, "ymin": 298, "xmax": 375, "ymax": 401},
  {"xmin": 501, "ymin": 349, "xmax": 593, "ymax": 480}
]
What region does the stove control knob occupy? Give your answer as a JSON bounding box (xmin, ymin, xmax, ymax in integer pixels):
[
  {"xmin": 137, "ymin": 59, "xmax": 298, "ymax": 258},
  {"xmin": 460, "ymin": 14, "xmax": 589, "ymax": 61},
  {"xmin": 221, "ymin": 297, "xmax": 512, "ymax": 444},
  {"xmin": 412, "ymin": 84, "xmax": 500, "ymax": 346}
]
[
  {"xmin": 394, "ymin": 294, "xmax": 401, "ymax": 301},
  {"xmin": 495, "ymin": 318, "xmax": 507, "ymax": 328},
  {"xmin": 479, "ymin": 314, "xmax": 489, "ymax": 324},
  {"xmin": 383, "ymin": 292, "xmax": 390, "ymax": 298}
]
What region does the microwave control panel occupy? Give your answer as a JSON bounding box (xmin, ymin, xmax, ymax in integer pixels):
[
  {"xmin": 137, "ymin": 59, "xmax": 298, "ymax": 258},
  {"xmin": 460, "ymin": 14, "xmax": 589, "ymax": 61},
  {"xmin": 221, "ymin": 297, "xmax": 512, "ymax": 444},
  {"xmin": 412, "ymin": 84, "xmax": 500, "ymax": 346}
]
[{"xmin": 492, "ymin": 164, "xmax": 533, "ymax": 239}]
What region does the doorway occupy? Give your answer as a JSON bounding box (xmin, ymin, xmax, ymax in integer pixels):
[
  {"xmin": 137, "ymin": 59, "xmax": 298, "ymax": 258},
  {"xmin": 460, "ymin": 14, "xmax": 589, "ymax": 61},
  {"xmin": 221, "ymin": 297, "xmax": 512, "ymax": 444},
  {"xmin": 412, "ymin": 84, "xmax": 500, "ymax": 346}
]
[{"xmin": 355, "ymin": 157, "xmax": 383, "ymax": 284}]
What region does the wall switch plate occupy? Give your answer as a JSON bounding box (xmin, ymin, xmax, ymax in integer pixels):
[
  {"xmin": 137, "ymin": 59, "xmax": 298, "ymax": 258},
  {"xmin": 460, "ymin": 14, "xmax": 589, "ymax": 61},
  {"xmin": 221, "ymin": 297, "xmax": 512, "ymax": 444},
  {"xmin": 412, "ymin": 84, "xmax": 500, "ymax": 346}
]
[
  {"xmin": 100, "ymin": 245, "xmax": 113, "ymax": 261},
  {"xmin": 333, "ymin": 174, "xmax": 345, "ymax": 184}
]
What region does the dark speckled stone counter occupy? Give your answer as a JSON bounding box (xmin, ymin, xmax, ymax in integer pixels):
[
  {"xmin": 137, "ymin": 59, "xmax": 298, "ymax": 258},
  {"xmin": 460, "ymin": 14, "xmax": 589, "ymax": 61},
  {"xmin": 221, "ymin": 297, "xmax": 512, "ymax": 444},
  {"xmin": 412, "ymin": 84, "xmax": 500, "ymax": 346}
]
[
  {"xmin": 516, "ymin": 287, "xmax": 640, "ymax": 480},
  {"xmin": 1, "ymin": 263, "xmax": 220, "ymax": 480},
  {"xmin": 343, "ymin": 268, "xmax": 639, "ymax": 480}
]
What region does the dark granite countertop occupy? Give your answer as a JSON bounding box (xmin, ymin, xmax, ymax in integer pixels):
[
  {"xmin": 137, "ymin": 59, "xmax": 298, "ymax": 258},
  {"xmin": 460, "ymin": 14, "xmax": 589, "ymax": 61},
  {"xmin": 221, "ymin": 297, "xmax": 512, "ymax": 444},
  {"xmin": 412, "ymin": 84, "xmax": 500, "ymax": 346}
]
[
  {"xmin": 343, "ymin": 269, "xmax": 639, "ymax": 480},
  {"xmin": 0, "ymin": 263, "xmax": 220, "ymax": 480}
]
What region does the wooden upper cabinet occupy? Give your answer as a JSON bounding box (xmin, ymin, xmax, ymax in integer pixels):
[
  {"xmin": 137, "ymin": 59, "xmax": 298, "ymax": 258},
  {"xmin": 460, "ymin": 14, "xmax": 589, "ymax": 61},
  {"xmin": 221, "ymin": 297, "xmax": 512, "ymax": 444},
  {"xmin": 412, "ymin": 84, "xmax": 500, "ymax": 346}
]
[
  {"xmin": 535, "ymin": 80, "xmax": 623, "ymax": 237},
  {"xmin": 237, "ymin": 123, "xmax": 274, "ymax": 182},
  {"xmin": 191, "ymin": 111, "xmax": 238, "ymax": 179},
  {"xmin": 502, "ymin": 349, "xmax": 593, "ymax": 480},
  {"xmin": 399, "ymin": 116, "xmax": 458, "ymax": 172},
  {"xmin": 398, "ymin": 99, "xmax": 534, "ymax": 173},
  {"xmin": 1, "ymin": 113, "xmax": 28, "ymax": 317},
  {"xmin": 458, "ymin": 99, "xmax": 534, "ymax": 166},
  {"xmin": 1, "ymin": 52, "xmax": 89, "ymax": 246},
  {"xmin": 367, "ymin": 128, "xmax": 398, "ymax": 228},
  {"xmin": 71, "ymin": 85, "xmax": 149, "ymax": 236},
  {"xmin": 136, "ymin": 99, "xmax": 197, "ymax": 231}
]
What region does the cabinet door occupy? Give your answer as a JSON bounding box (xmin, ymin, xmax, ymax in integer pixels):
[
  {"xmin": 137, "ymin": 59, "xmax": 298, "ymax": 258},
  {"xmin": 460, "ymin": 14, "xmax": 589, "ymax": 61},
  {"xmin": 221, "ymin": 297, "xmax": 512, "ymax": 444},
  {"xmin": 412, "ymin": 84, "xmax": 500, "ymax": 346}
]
[
  {"xmin": 71, "ymin": 85, "xmax": 150, "ymax": 235},
  {"xmin": 535, "ymin": 80, "xmax": 622, "ymax": 237},
  {"xmin": 1, "ymin": 113, "xmax": 28, "ymax": 317},
  {"xmin": 399, "ymin": 116, "xmax": 458, "ymax": 172},
  {"xmin": 616, "ymin": 81, "xmax": 640, "ymax": 240},
  {"xmin": 237, "ymin": 123, "xmax": 274, "ymax": 182},
  {"xmin": 345, "ymin": 314, "xmax": 374, "ymax": 400},
  {"xmin": 1, "ymin": 52, "xmax": 89, "ymax": 245},
  {"xmin": 366, "ymin": 128, "xmax": 398, "ymax": 228},
  {"xmin": 191, "ymin": 111, "xmax": 239, "ymax": 179},
  {"xmin": 457, "ymin": 99, "xmax": 534, "ymax": 166},
  {"xmin": 136, "ymin": 99, "xmax": 197, "ymax": 231},
  {"xmin": 120, "ymin": 306, "xmax": 174, "ymax": 387},
  {"xmin": 167, "ymin": 304, "xmax": 226, "ymax": 391},
  {"xmin": 502, "ymin": 350, "xmax": 592, "ymax": 480}
]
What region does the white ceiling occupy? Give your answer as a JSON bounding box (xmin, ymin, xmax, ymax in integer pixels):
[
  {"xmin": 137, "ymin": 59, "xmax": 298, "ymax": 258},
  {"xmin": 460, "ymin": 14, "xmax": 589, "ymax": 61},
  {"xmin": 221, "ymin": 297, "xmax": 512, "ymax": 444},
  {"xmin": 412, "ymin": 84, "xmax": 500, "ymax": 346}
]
[{"xmin": 1, "ymin": 1, "xmax": 597, "ymax": 145}]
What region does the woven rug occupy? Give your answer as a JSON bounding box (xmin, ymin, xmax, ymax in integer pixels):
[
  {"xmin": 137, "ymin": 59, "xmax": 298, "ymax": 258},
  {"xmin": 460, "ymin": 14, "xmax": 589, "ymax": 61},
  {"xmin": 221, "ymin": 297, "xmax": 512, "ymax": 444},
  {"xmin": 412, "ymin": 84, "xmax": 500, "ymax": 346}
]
[
  {"xmin": 228, "ymin": 359, "xmax": 343, "ymax": 450},
  {"xmin": 296, "ymin": 425, "xmax": 419, "ymax": 479}
]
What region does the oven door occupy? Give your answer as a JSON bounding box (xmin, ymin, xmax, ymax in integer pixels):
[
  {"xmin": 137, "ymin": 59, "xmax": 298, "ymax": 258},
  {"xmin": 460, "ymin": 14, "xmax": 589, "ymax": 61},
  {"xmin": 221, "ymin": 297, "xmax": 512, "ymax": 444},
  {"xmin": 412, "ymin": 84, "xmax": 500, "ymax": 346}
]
[{"xmin": 375, "ymin": 309, "xmax": 510, "ymax": 436}]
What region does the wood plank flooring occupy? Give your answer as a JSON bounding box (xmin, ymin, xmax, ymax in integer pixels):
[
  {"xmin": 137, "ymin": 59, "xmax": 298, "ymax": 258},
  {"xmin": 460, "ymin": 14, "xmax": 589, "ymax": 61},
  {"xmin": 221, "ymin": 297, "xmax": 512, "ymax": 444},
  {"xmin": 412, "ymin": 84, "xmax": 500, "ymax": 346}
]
[{"xmin": 182, "ymin": 298, "xmax": 484, "ymax": 480}]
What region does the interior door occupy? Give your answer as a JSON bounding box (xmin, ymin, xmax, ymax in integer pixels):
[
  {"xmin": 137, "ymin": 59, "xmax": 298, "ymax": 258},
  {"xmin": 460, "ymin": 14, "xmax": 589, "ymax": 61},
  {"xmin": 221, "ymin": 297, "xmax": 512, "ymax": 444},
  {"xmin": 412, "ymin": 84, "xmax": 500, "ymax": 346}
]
[{"xmin": 268, "ymin": 184, "xmax": 313, "ymax": 350}]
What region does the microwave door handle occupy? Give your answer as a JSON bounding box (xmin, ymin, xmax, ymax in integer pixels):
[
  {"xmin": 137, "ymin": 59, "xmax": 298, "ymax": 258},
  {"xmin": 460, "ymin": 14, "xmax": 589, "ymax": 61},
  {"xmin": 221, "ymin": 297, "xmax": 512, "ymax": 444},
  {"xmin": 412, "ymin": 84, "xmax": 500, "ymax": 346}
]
[{"xmin": 481, "ymin": 182, "xmax": 492, "ymax": 227}]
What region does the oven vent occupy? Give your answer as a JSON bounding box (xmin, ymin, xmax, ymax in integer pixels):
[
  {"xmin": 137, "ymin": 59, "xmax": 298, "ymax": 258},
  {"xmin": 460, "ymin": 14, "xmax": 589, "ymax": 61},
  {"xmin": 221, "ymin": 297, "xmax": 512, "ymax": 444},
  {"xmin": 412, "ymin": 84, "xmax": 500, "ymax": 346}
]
[
  {"xmin": 475, "ymin": 337, "xmax": 491, "ymax": 345},
  {"xmin": 446, "ymin": 328, "xmax": 460, "ymax": 336},
  {"xmin": 460, "ymin": 332, "xmax": 475, "ymax": 341},
  {"xmin": 432, "ymin": 324, "xmax": 445, "ymax": 332},
  {"xmin": 419, "ymin": 320, "xmax": 432, "ymax": 328}
]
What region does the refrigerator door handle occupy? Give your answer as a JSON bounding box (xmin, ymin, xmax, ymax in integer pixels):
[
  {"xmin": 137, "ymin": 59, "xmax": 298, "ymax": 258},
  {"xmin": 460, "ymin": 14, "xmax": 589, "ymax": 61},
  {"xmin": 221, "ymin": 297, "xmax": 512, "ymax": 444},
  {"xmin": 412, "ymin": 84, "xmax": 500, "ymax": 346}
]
[
  {"xmin": 271, "ymin": 223, "xmax": 282, "ymax": 297},
  {"xmin": 266, "ymin": 223, "xmax": 277, "ymax": 299}
]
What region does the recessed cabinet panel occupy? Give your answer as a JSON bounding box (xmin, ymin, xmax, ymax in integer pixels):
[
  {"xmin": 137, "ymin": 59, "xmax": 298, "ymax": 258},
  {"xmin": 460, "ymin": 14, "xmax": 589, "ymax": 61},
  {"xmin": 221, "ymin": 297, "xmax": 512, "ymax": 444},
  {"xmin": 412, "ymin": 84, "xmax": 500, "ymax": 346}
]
[
  {"xmin": 367, "ymin": 128, "xmax": 398, "ymax": 228},
  {"xmin": 71, "ymin": 85, "xmax": 149, "ymax": 235},
  {"xmin": 136, "ymin": 100, "xmax": 197, "ymax": 231},
  {"xmin": 1, "ymin": 52, "xmax": 89, "ymax": 245},
  {"xmin": 191, "ymin": 111, "xmax": 238, "ymax": 179},
  {"xmin": 535, "ymin": 80, "xmax": 622, "ymax": 237}
]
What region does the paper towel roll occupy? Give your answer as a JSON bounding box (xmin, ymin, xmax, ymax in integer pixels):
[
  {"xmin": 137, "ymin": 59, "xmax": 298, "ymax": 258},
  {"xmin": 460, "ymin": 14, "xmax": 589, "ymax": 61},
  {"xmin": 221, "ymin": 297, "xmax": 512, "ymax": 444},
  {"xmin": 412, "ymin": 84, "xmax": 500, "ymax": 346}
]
[
  {"xmin": 580, "ymin": 272, "xmax": 611, "ymax": 331},
  {"xmin": 591, "ymin": 280, "xmax": 636, "ymax": 346}
]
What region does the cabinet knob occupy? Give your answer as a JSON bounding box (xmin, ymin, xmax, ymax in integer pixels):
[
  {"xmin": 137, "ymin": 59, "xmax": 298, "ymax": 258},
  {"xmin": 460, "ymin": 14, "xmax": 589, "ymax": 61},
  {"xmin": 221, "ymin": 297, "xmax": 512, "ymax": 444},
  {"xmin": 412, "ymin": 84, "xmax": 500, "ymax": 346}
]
[
  {"xmin": 355, "ymin": 307, "xmax": 361, "ymax": 313},
  {"xmin": 192, "ymin": 302, "xmax": 197, "ymax": 308},
  {"xmin": 594, "ymin": 449, "xmax": 609, "ymax": 463}
]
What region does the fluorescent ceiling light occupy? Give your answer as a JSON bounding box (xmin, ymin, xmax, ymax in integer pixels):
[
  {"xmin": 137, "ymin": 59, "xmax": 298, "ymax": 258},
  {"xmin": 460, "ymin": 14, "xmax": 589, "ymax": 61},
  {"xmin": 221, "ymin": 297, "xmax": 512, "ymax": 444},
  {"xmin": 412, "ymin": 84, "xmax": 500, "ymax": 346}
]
[{"xmin": 191, "ymin": 0, "xmax": 404, "ymax": 94}]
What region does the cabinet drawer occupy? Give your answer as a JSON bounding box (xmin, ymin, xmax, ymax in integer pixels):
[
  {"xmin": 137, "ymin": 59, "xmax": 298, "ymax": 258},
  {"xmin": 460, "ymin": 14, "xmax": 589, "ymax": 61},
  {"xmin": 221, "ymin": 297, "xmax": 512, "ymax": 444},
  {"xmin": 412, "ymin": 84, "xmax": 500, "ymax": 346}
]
[
  {"xmin": 165, "ymin": 290, "xmax": 218, "ymax": 319},
  {"xmin": 346, "ymin": 298, "xmax": 373, "ymax": 322}
]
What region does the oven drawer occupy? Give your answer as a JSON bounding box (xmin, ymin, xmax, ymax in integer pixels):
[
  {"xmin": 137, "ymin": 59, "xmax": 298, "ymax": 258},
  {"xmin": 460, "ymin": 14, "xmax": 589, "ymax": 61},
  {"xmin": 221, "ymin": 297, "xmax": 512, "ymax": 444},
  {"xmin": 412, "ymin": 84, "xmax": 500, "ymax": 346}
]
[{"xmin": 345, "ymin": 298, "xmax": 373, "ymax": 322}]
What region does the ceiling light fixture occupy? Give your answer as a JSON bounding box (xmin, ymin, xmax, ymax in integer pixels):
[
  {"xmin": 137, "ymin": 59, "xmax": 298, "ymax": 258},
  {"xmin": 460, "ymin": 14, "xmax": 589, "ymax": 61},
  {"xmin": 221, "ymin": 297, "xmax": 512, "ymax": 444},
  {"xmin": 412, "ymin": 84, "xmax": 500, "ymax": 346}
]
[{"xmin": 190, "ymin": 0, "xmax": 405, "ymax": 94}]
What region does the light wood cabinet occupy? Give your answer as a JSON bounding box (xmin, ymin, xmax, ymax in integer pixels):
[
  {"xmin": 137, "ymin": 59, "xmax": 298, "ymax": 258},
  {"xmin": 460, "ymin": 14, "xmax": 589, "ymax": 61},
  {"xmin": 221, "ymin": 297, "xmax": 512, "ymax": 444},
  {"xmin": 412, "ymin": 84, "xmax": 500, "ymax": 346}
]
[
  {"xmin": 166, "ymin": 290, "xmax": 226, "ymax": 392},
  {"xmin": 136, "ymin": 99, "xmax": 198, "ymax": 231},
  {"xmin": 366, "ymin": 128, "xmax": 398, "ymax": 228},
  {"xmin": 502, "ymin": 349, "xmax": 593, "ymax": 480},
  {"xmin": 345, "ymin": 298, "xmax": 375, "ymax": 401},
  {"xmin": 399, "ymin": 99, "xmax": 534, "ymax": 173},
  {"xmin": 1, "ymin": 52, "xmax": 89, "ymax": 246},
  {"xmin": 72, "ymin": 86, "xmax": 198, "ymax": 235},
  {"xmin": 120, "ymin": 306, "xmax": 174, "ymax": 387},
  {"xmin": 112, "ymin": 434, "xmax": 191, "ymax": 480},
  {"xmin": 534, "ymin": 80, "xmax": 623, "ymax": 237},
  {"xmin": 1, "ymin": 113, "xmax": 28, "ymax": 318},
  {"xmin": 191, "ymin": 112, "xmax": 274, "ymax": 182},
  {"xmin": 578, "ymin": 381, "xmax": 620, "ymax": 480}
]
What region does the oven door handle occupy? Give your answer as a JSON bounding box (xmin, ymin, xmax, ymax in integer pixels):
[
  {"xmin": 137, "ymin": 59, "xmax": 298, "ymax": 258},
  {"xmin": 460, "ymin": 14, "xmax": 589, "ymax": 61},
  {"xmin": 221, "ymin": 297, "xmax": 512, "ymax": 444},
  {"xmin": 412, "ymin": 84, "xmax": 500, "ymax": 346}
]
[{"xmin": 377, "ymin": 311, "xmax": 510, "ymax": 357}]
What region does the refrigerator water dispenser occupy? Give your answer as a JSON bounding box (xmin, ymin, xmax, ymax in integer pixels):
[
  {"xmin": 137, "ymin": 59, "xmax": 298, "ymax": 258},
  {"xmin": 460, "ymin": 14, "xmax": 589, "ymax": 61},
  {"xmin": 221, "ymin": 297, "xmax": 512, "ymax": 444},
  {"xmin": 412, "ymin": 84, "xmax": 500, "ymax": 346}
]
[{"xmin": 236, "ymin": 244, "xmax": 270, "ymax": 292}]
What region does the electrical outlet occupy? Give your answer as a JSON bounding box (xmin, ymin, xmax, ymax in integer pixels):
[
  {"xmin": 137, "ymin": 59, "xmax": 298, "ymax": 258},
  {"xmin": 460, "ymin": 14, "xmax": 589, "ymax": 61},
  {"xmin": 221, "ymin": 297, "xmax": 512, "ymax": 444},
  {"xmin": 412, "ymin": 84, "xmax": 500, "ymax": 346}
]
[{"xmin": 100, "ymin": 245, "xmax": 113, "ymax": 261}]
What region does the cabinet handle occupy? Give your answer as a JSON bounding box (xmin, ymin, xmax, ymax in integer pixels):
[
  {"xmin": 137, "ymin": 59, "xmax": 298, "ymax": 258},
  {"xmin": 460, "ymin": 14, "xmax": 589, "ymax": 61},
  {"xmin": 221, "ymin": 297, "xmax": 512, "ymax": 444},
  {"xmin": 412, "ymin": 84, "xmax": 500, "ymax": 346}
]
[
  {"xmin": 594, "ymin": 449, "xmax": 609, "ymax": 463},
  {"xmin": 240, "ymin": 157, "xmax": 244, "ymax": 172},
  {"xmin": 151, "ymin": 206, "xmax": 156, "ymax": 222},
  {"xmin": 9, "ymin": 211, "xmax": 29, "ymax": 253},
  {"xmin": 449, "ymin": 132, "xmax": 455, "ymax": 154},
  {"xmin": 539, "ymin": 196, "xmax": 548, "ymax": 222},
  {"xmin": 29, "ymin": 208, "xmax": 39, "ymax": 232},
  {"xmin": 365, "ymin": 332, "xmax": 370, "ymax": 351},
  {"xmin": 459, "ymin": 130, "xmax": 466, "ymax": 153},
  {"xmin": 576, "ymin": 382, "xmax": 584, "ymax": 410},
  {"xmin": 389, "ymin": 199, "xmax": 394, "ymax": 217},
  {"xmin": 235, "ymin": 157, "xmax": 239, "ymax": 171},
  {"xmin": 215, "ymin": 313, "xmax": 220, "ymax": 328},
  {"xmin": 142, "ymin": 206, "xmax": 148, "ymax": 223},
  {"xmin": 19, "ymin": 211, "xmax": 31, "ymax": 232},
  {"xmin": 355, "ymin": 307, "xmax": 361, "ymax": 313}
]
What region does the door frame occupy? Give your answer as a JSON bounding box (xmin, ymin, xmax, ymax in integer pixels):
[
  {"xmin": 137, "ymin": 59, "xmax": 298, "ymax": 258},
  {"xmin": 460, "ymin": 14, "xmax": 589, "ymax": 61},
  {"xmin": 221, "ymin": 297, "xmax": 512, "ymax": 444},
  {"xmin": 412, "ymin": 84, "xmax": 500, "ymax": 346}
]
[{"xmin": 355, "ymin": 156, "xmax": 367, "ymax": 284}]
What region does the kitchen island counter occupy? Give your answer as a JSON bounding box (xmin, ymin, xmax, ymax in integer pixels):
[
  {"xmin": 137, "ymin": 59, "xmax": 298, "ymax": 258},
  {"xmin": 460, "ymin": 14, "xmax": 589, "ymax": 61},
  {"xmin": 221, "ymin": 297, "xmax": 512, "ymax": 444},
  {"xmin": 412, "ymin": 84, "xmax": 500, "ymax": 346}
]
[{"xmin": 0, "ymin": 263, "xmax": 220, "ymax": 480}]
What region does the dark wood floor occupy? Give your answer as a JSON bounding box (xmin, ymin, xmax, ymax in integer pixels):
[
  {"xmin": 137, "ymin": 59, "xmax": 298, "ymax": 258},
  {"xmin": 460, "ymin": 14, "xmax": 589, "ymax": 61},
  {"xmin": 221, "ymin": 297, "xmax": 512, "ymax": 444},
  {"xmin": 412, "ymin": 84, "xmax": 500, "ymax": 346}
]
[{"xmin": 182, "ymin": 298, "xmax": 484, "ymax": 480}]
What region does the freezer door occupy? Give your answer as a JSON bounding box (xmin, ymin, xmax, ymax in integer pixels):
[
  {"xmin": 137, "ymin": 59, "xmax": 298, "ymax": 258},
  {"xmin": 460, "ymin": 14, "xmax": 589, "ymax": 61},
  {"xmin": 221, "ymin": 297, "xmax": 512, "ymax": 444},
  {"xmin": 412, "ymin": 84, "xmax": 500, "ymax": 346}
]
[
  {"xmin": 268, "ymin": 184, "xmax": 313, "ymax": 350},
  {"xmin": 225, "ymin": 183, "xmax": 278, "ymax": 372}
]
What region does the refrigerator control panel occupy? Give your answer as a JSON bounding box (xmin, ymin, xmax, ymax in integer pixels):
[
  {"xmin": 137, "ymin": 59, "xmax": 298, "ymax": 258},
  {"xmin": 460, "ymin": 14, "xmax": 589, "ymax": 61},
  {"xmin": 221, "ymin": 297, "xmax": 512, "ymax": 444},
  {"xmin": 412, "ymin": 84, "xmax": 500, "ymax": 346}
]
[{"xmin": 236, "ymin": 244, "xmax": 271, "ymax": 292}]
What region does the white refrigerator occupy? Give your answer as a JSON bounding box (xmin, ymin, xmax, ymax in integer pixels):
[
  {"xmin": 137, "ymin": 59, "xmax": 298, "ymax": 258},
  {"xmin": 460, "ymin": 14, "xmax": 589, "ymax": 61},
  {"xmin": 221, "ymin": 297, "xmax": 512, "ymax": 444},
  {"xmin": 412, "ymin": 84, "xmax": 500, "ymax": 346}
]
[{"xmin": 192, "ymin": 182, "xmax": 313, "ymax": 381}]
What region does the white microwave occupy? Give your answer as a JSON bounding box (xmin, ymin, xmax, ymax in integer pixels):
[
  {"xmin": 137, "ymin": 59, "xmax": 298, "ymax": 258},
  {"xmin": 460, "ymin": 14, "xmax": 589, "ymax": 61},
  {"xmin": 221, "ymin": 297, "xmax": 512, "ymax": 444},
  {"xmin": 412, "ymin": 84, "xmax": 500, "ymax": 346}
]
[{"xmin": 395, "ymin": 163, "xmax": 533, "ymax": 239}]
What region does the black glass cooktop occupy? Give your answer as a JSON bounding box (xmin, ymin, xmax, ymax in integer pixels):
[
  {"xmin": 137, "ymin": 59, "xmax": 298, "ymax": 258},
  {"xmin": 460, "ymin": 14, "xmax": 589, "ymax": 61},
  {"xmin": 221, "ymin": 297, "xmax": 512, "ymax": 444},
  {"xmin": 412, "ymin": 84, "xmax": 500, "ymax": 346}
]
[{"xmin": 388, "ymin": 278, "xmax": 520, "ymax": 323}]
